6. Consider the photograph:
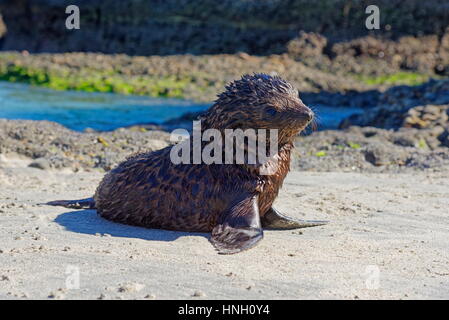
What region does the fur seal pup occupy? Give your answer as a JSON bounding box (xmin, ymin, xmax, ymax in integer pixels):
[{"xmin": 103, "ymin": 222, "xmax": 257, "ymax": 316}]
[{"xmin": 47, "ymin": 74, "xmax": 327, "ymax": 254}]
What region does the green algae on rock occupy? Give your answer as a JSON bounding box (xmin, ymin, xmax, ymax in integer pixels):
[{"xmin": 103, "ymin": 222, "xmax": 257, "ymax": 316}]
[{"xmin": 0, "ymin": 51, "xmax": 367, "ymax": 102}]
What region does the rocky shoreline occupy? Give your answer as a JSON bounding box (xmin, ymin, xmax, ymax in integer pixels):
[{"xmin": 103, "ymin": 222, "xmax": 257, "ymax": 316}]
[
  {"xmin": 0, "ymin": 51, "xmax": 368, "ymax": 102},
  {"xmin": 0, "ymin": 49, "xmax": 448, "ymax": 174},
  {"xmin": 1, "ymin": 78, "xmax": 449, "ymax": 174},
  {"xmin": 1, "ymin": 118, "xmax": 449, "ymax": 174}
]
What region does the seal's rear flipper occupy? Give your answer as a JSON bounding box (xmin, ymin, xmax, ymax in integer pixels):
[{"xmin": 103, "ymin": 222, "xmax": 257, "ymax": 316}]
[
  {"xmin": 210, "ymin": 195, "xmax": 263, "ymax": 254},
  {"xmin": 45, "ymin": 197, "xmax": 96, "ymax": 209},
  {"xmin": 262, "ymin": 207, "xmax": 328, "ymax": 230}
]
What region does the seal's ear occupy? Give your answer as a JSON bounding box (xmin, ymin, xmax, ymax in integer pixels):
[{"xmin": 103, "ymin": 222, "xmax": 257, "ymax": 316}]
[{"xmin": 210, "ymin": 195, "xmax": 263, "ymax": 254}]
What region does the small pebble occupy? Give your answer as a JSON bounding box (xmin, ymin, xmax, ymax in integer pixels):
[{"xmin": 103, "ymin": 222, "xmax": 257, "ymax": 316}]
[
  {"xmin": 118, "ymin": 282, "xmax": 145, "ymax": 293},
  {"xmin": 193, "ymin": 290, "xmax": 205, "ymax": 297}
]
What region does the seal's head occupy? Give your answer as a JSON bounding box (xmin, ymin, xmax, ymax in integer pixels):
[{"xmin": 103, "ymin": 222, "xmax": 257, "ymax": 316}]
[{"xmin": 204, "ymin": 73, "xmax": 314, "ymax": 141}]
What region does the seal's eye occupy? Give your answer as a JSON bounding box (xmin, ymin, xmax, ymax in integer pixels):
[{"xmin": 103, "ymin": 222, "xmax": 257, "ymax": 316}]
[{"xmin": 266, "ymin": 107, "xmax": 278, "ymax": 116}]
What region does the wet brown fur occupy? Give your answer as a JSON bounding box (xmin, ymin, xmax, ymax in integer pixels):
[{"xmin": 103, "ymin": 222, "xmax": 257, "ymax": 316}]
[{"xmin": 93, "ymin": 74, "xmax": 313, "ymax": 233}]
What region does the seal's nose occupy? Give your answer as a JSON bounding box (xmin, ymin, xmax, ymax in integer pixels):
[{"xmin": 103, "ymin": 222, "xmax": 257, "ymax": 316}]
[
  {"xmin": 303, "ymin": 108, "xmax": 314, "ymax": 121},
  {"xmin": 288, "ymin": 102, "xmax": 314, "ymax": 123},
  {"xmin": 298, "ymin": 106, "xmax": 314, "ymax": 122}
]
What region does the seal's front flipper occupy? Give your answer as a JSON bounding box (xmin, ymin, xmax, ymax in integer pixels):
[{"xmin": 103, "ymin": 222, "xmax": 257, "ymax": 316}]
[
  {"xmin": 261, "ymin": 207, "xmax": 328, "ymax": 230},
  {"xmin": 45, "ymin": 197, "xmax": 96, "ymax": 209},
  {"xmin": 211, "ymin": 195, "xmax": 263, "ymax": 254}
]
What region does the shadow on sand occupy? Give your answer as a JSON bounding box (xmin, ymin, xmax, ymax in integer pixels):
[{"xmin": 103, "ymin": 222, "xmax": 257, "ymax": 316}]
[{"xmin": 54, "ymin": 209, "xmax": 209, "ymax": 242}]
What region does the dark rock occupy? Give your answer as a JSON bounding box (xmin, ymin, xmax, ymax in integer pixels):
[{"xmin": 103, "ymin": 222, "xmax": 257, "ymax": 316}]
[
  {"xmin": 339, "ymin": 79, "xmax": 449, "ymax": 131},
  {"xmin": 287, "ymin": 31, "xmax": 328, "ymax": 60},
  {"xmin": 28, "ymin": 158, "xmax": 51, "ymax": 170},
  {"xmin": 403, "ymin": 105, "xmax": 449, "ymax": 129},
  {"xmin": 363, "ymin": 143, "xmax": 408, "ymax": 167},
  {"xmin": 439, "ymin": 129, "xmax": 449, "ymax": 148}
]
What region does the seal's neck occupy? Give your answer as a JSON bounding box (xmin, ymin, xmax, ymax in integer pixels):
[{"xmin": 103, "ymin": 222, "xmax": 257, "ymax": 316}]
[
  {"xmin": 252, "ymin": 142, "xmax": 294, "ymax": 215},
  {"xmin": 244, "ymin": 141, "xmax": 293, "ymax": 178}
]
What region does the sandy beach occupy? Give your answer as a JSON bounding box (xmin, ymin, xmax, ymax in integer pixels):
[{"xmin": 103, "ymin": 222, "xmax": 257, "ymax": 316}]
[{"xmin": 1, "ymin": 156, "xmax": 448, "ymax": 300}]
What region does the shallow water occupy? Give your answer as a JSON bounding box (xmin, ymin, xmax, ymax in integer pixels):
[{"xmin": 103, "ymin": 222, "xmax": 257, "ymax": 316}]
[
  {"xmin": 0, "ymin": 82, "xmax": 362, "ymax": 131},
  {"xmin": 0, "ymin": 82, "xmax": 209, "ymax": 131}
]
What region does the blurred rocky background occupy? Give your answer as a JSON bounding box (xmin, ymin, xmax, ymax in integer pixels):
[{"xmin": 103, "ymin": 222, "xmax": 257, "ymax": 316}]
[
  {"xmin": 0, "ymin": 0, "xmax": 449, "ymax": 173},
  {"xmin": 0, "ymin": 0, "xmax": 448, "ymax": 56}
]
